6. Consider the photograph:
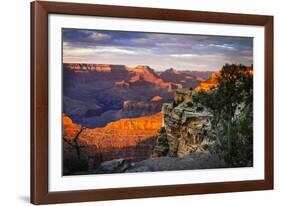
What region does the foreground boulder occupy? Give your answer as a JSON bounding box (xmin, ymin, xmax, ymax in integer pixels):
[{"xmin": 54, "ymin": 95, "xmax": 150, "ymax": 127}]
[
  {"xmin": 127, "ymin": 151, "xmax": 225, "ymax": 172},
  {"xmin": 96, "ymin": 158, "xmax": 130, "ymax": 173},
  {"xmin": 94, "ymin": 152, "xmax": 225, "ymax": 174}
]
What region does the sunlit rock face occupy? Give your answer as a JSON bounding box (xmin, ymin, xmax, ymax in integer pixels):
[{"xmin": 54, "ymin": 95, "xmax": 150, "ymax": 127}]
[
  {"xmin": 63, "ymin": 112, "xmax": 162, "ymax": 164},
  {"xmin": 159, "ymin": 68, "xmax": 213, "ymax": 89},
  {"xmin": 127, "ymin": 65, "xmax": 183, "ymax": 90},
  {"xmin": 195, "ymin": 65, "xmax": 253, "ymax": 92},
  {"xmin": 151, "ymin": 96, "xmax": 163, "ymax": 102},
  {"xmin": 67, "ymin": 63, "xmax": 113, "ymax": 72},
  {"xmin": 152, "ymin": 89, "xmax": 214, "ymax": 157},
  {"xmin": 195, "ymin": 70, "xmax": 220, "ymax": 92}
]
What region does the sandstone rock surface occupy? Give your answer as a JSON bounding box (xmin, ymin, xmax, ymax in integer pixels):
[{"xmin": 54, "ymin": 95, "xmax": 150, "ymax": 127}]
[
  {"xmin": 63, "ymin": 112, "xmax": 162, "ymax": 166},
  {"xmin": 153, "ymin": 88, "xmax": 215, "ymax": 157}
]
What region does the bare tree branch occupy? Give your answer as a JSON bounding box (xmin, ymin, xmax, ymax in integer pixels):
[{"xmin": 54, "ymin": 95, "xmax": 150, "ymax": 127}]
[
  {"xmin": 73, "ymin": 126, "xmax": 86, "ymax": 143},
  {"xmin": 63, "ymin": 136, "xmax": 74, "ymax": 147},
  {"xmin": 63, "ymin": 126, "xmax": 87, "ymax": 160}
]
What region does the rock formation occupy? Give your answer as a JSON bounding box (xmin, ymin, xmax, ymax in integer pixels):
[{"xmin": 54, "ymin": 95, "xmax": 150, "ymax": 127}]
[
  {"xmin": 159, "ymin": 68, "xmax": 213, "ymax": 89},
  {"xmin": 152, "ymin": 88, "xmax": 215, "ymax": 157},
  {"xmin": 93, "ymin": 152, "xmax": 225, "ymax": 174},
  {"xmin": 195, "ymin": 71, "xmax": 220, "ymax": 92},
  {"xmin": 63, "ymin": 112, "xmax": 162, "ymax": 171},
  {"xmin": 195, "ymin": 65, "xmax": 253, "ymax": 92},
  {"xmin": 63, "ymin": 63, "xmax": 212, "ymax": 128},
  {"xmin": 67, "ymin": 63, "xmax": 114, "ymax": 72},
  {"xmin": 151, "ymin": 96, "xmax": 163, "ymax": 102}
]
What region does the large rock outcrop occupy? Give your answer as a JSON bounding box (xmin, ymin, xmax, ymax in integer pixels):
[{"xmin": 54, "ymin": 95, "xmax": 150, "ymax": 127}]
[{"xmin": 152, "ymin": 89, "xmax": 215, "ymax": 157}]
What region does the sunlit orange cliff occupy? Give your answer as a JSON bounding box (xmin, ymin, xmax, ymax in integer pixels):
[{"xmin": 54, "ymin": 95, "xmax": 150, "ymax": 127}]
[
  {"xmin": 195, "ymin": 65, "xmax": 253, "ymax": 92},
  {"xmin": 63, "ymin": 112, "xmax": 162, "ymax": 162}
]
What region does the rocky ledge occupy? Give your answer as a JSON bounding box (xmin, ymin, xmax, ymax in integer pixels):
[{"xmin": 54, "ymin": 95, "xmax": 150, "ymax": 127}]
[
  {"xmin": 152, "ymin": 88, "xmax": 215, "ymax": 157},
  {"xmin": 91, "ymin": 151, "xmax": 225, "ymax": 174}
]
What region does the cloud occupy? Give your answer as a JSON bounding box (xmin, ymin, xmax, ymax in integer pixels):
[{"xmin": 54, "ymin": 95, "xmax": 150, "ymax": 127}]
[
  {"xmin": 170, "ymin": 54, "xmax": 197, "ymax": 58},
  {"xmin": 63, "ymin": 42, "xmax": 69, "ymax": 47},
  {"xmin": 64, "ymin": 48, "xmax": 93, "ymax": 56},
  {"xmin": 95, "ymin": 46, "xmax": 136, "ymax": 54},
  {"xmin": 130, "ymin": 38, "xmax": 150, "ymax": 44},
  {"xmin": 63, "ymin": 28, "xmax": 253, "ymax": 71},
  {"xmin": 208, "ymin": 43, "xmax": 236, "ymax": 50},
  {"xmin": 64, "ymin": 46, "xmax": 136, "ymax": 57},
  {"xmin": 89, "ymin": 32, "xmax": 111, "ymax": 41}
]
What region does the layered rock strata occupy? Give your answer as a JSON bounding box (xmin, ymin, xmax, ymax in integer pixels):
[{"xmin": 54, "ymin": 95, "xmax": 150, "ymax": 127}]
[
  {"xmin": 153, "ymin": 89, "xmax": 214, "ymax": 157},
  {"xmin": 63, "ymin": 112, "xmax": 162, "ymax": 164}
]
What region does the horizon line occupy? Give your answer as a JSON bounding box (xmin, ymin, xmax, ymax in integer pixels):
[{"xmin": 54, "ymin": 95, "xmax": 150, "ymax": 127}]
[{"xmin": 62, "ymin": 62, "xmax": 231, "ymax": 72}]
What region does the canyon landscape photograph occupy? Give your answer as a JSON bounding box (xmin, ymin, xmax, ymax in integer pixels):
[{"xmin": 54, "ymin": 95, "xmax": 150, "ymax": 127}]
[{"xmin": 62, "ymin": 28, "xmax": 254, "ymax": 175}]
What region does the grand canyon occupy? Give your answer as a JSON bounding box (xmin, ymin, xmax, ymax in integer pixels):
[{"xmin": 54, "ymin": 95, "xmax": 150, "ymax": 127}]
[
  {"xmin": 62, "ymin": 29, "xmax": 254, "ymax": 175},
  {"xmin": 63, "ymin": 61, "xmax": 254, "ymax": 175},
  {"xmin": 62, "ymin": 63, "xmax": 218, "ymax": 174}
]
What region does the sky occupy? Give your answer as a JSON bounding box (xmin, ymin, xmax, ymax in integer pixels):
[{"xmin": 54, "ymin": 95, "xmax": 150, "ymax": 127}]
[{"xmin": 63, "ymin": 28, "xmax": 253, "ymax": 71}]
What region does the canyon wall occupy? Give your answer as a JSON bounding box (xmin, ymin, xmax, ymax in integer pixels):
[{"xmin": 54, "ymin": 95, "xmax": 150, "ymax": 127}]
[
  {"xmin": 63, "ymin": 112, "xmax": 162, "ymax": 172},
  {"xmin": 195, "ymin": 65, "xmax": 253, "ymax": 92}
]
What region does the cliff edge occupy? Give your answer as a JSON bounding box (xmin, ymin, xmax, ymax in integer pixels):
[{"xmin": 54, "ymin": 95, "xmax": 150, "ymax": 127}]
[{"xmin": 152, "ymin": 88, "xmax": 215, "ymax": 157}]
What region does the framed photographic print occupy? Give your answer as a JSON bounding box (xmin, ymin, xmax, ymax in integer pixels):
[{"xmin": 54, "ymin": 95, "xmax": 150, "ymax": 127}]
[{"xmin": 31, "ymin": 1, "xmax": 274, "ymax": 204}]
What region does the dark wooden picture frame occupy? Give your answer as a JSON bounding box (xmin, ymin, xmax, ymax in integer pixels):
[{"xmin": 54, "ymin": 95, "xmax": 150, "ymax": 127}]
[{"xmin": 31, "ymin": 0, "xmax": 274, "ymax": 204}]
